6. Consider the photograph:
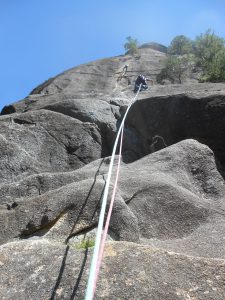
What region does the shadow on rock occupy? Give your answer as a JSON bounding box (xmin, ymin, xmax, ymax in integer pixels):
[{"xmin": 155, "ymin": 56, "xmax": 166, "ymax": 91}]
[
  {"xmin": 65, "ymin": 158, "xmax": 106, "ymax": 244},
  {"xmin": 50, "ymin": 246, "xmax": 89, "ymax": 300}
]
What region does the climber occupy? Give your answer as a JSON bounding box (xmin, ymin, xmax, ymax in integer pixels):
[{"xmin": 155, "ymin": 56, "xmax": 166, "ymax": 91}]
[
  {"xmin": 123, "ymin": 64, "xmax": 128, "ymax": 74},
  {"xmin": 133, "ymin": 75, "xmax": 148, "ymax": 92},
  {"xmin": 117, "ymin": 64, "xmax": 129, "ymax": 82}
]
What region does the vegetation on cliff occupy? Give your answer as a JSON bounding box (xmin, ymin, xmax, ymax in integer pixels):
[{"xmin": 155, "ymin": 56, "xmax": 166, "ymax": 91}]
[{"xmin": 157, "ymin": 29, "xmax": 225, "ymax": 83}]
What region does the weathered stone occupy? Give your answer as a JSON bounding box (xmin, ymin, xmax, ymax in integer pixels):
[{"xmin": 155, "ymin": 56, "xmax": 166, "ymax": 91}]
[
  {"xmin": 139, "ymin": 42, "xmax": 168, "ymax": 53},
  {"xmin": 0, "ymin": 109, "xmax": 102, "ymax": 183},
  {"xmin": 27, "ymin": 47, "xmax": 166, "ymax": 97},
  {"xmin": 0, "ymin": 140, "xmax": 224, "ymax": 261},
  {"xmin": 0, "ymin": 240, "xmax": 225, "ymax": 300},
  {"xmin": 124, "ymin": 83, "xmax": 225, "ymax": 170},
  {"xmin": 0, "ymin": 105, "xmax": 16, "ymax": 115},
  {"xmin": 1, "ymin": 46, "xmax": 225, "ymax": 299}
]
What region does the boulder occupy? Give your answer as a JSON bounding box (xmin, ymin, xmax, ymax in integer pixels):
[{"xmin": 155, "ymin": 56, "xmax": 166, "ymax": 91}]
[
  {"xmin": 0, "ymin": 109, "xmax": 102, "ymax": 183},
  {"xmin": 124, "ymin": 83, "xmax": 225, "ymax": 172},
  {"xmin": 0, "ymin": 140, "xmax": 225, "ymax": 260},
  {"xmin": 0, "ymin": 239, "xmax": 225, "ymax": 300}
]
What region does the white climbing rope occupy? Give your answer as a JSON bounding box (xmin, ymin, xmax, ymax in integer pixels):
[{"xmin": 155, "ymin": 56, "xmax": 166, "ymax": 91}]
[{"xmin": 85, "ymin": 84, "xmax": 142, "ymax": 300}]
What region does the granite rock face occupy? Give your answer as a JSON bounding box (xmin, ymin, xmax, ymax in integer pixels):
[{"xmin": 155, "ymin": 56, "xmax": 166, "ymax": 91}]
[
  {"xmin": 125, "ymin": 83, "xmax": 225, "ymax": 171},
  {"xmin": 0, "ymin": 109, "xmax": 102, "ymax": 183},
  {"xmin": 1, "ymin": 46, "xmax": 225, "ymax": 299},
  {"xmin": 0, "ymin": 240, "xmax": 225, "ymax": 300},
  {"xmin": 1, "ymin": 139, "xmax": 225, "ymax": 258},
  {"xmin": 139, "ymin": 42, "xmax": 168, "ymax": 53}
]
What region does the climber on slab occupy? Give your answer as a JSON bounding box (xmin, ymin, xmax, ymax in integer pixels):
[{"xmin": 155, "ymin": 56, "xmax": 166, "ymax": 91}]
[
  {"xmin": 133, "ymin": 75, "xmax": 148, "ymax": 92},
  {"xmin": 123, "ymin": 64, "xmax": 128, "ymax": 74}
]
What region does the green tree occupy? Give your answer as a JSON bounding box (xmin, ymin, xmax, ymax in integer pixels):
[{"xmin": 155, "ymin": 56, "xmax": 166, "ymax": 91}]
[
  {"xmin": 157, "ymin": 55, "xmax": 193, "ymax": 84},
  {"xmin": 124, "ymin": 36, "xmax": 139, "ymax": 55},
  {"xmin": 199, "ymin": 49, "xmax": 225, "ymax": 82},
  {"xmin": 158, "ymin": 30, "xmax": 225, "ymax": 84},
  {"xmin": 193, "ymin": 29, "xmax": 225, "ymax": 82},
  {"xmin": 193, "ymin": 29, "xmax": 225, "ymax": 68},
  {"xmin": 168, "ymin": 35, "xmax": 193, "ymax": 55}
]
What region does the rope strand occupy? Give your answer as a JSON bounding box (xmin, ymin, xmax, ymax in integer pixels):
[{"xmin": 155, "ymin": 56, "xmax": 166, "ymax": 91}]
[
  {"xmin": 93, "ymin": 125, "xmax": 124, "ymax": 293},
  {"xmin": 85, "ymin": 85, "xmax": 142, "ymax": 300}
]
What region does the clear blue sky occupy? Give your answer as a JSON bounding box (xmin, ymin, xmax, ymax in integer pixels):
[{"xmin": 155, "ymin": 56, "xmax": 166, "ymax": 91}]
[{"xmin": 1, "ymin": 0, "xmax": 225, "ymax": 109}]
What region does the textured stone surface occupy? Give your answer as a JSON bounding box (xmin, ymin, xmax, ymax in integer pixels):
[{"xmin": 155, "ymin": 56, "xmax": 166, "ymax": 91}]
[
  {"xmin": 28, "ymin": 47, "xmax": 166, "ymax": 97},
  {"xmin": 0, "ymin": 139, "xmax": 225, "ymax": 261},
  {"xmin": 139, "ymin": 42, "xmax": 168, "ymax": 53},
  {"xmin": 0, "ymin": 240, "xmax": 225, "ymax": 300},
  {"xmin": 124, "ymin": 83, "xmax": 225, "ymax": 167},
  {"xmin": 1, "ymin": 46, "xmax": 225, "ymax": 299},
  {"xmin": 0, "ymin": 109, "xmax": 102, "ymax": 183}
]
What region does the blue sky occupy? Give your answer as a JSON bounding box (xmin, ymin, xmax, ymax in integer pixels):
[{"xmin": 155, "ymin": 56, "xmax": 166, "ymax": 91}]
[{"xmin": 1, "ymin": 0, "xmax": 225, "ymax": 109}]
